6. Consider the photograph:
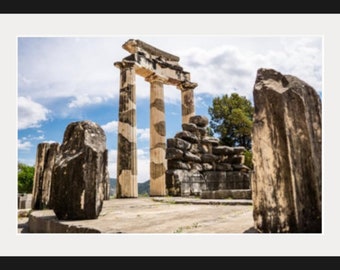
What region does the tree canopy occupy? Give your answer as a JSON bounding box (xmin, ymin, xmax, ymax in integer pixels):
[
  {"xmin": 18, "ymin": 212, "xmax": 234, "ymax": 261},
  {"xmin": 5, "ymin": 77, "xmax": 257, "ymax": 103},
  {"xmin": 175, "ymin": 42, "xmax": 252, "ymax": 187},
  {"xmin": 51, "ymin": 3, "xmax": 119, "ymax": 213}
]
[
  {"xmin": 208, "ymin": 93, "xmax": 254, "ymax": 150},
  {"xmin": 18, "ymin": 162, "xmax": 35, "ymax": 193}
]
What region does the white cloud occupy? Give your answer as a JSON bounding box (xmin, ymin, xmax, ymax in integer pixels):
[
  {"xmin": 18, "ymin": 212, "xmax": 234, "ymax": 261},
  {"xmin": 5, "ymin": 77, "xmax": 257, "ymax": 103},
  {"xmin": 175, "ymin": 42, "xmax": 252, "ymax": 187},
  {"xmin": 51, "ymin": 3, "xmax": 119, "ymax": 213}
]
[
  {"xmin": 102, "ymin": 121, "xmax": 149, "ymax": 141},
  {"xmin": 18, "ymin": 96, "xmax": 50, "ymax": 130},
  {"xmin": 68, "ymin": 94, "xmax": 105, "ymax": 108},
  {"xmin": 178, "ymin": 37, "xmax": 322, "ymax": 101},
  {"xmin": 136, "ymin": 158, "xmax": 150, "ymax": 183},
  {"xmin": 18, "ymin": 37, "xmax": 120, "ymax": 109},
  {"xmin": 108, "ymin": 149, "xmax": 117, "ymax": 163},
  {"xmin": 108, "ymin": 148, "xmax": 150, "ymax": 183},
  {"xmin": 36, "ymin": 135, "xmax": 45, "ymax": 140},
  {"xmin": 279, "ymin": 37, "xmax": 322, "ymax": 91},
  {"xmin": 102, "ymin": 121, "xmax": 118, "ymax": 133},
  {"xmin": 22, "ymin": 134, "xmax": 45, "ymax": 141},
  {"xmin": 42, "ymin": 140, "xmax": 59, "ymax": 144},
  {"xmin": 18, "ymin": 158, "xmax": 36, "ymax": 167},
  {"xmin": 137, "ymin": 128, "xmax": 150, "ymax": 140},
  {"xmin": 137, "ymin": 148, "xmax": 150, "ymax": 182},
  {"xmin": 18, "ymin": 139, "xmax": 33, "ymax": 150},
  {"xmin": 195, "ymin": 95, "xmax": 209, "ymax": 109}
]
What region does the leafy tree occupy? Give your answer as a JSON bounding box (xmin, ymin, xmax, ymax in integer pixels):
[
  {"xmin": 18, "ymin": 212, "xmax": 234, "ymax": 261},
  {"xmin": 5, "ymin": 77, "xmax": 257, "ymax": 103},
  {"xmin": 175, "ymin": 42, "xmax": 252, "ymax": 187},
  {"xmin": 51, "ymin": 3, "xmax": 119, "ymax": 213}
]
[
  {"xmin": 208, "ymin": 93, "xmax": 254, "ymax": 149},
  {"xmin": 206, "ymin": 126, "xmax": 214, "ymax": 137},
  {"xmin": 18, "ymin": 163, "xmax": 35, "ymax": 193},
  {"xmin": 208, "ymin": 93, "xmax": 254, "ymax": 169},
  {"xmin": 243, "ymin": 149, "xmax": 253, "ymax": 170}
]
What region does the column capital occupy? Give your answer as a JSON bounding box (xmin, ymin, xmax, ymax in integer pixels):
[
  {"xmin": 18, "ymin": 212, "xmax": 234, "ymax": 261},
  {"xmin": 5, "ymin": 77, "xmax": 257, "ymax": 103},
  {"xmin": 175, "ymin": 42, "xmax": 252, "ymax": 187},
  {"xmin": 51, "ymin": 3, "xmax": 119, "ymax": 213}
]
[
  {"xmin": 177, "ymin": 81, "xmax": 198, "ymax": 91},
  {"xmin": 114, "ymin": 60, "xmax": 136, "ymax": 70},
  {"xmin": 145, "ymin": 73, "xmax": 168, "ymax": 84}
]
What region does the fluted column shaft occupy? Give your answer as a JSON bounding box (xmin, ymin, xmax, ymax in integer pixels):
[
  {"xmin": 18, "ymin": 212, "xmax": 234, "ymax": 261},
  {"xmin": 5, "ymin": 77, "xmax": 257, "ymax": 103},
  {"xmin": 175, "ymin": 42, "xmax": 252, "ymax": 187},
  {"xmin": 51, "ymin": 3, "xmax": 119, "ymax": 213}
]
[
  {"xmin": 178, "ymin": 81, "xmax": 197, "ymax": 124},
  {"xmin": 115, "ymin": 62, "xmax": 138, "ymax": 198},
  {"xmin": 146, "ymin": 74, "xmax": 167, "ymax": 196}
]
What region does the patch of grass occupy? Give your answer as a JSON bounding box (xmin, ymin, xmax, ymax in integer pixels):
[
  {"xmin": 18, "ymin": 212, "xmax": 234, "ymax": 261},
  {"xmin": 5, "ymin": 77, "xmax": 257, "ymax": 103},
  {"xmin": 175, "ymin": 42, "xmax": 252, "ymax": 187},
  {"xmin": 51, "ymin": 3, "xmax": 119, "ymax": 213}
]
[
  {"xmin": 18, "ymin": 209, "xmax": 33, "ymax": 218},
  {"xmin": 173, "ymin": 222, "xmax": 200, "ymax": 233},
  {"xmin": 174, "ymin": 227, "xmax": 184, "ymax": 233},
  {"xmin": 166, "ymin": 199, "xmax": 177, "ymax": 204}
]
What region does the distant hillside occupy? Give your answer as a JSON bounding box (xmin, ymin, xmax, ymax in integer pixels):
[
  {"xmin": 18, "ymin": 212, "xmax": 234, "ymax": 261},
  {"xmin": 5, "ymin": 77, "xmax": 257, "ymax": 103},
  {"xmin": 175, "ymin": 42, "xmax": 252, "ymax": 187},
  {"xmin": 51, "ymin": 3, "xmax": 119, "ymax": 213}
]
[
  {"xmin": 138, "ymin": 180, "xmax": 150, "ymax": 196},
  {"xmin": 109, "ymin": 178, "xmax": 150, "ymax": 197}
]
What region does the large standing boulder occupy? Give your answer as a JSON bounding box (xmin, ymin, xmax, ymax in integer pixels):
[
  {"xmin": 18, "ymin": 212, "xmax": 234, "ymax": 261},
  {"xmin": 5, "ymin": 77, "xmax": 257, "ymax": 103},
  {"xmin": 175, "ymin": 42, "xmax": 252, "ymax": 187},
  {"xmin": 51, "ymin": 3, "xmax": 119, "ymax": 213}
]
[
  {"xmin": 31, "ymin": 142, "xmax": 60, "ymax": 210},
  {"xmin": 252, "ymin": 68, "xmax": 322, "ymax": 233},
  {"xmin": 50, "ymin": 120, "xmax": 109, "ymax": 220}
]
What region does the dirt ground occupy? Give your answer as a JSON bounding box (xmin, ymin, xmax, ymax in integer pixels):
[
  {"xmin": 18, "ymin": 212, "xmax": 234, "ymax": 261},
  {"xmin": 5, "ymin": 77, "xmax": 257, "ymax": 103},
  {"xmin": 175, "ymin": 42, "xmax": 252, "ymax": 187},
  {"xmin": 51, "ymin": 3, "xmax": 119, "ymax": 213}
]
[{"xmin": 18, "ymin": 197, "xmax": 257, "ymax": 234}]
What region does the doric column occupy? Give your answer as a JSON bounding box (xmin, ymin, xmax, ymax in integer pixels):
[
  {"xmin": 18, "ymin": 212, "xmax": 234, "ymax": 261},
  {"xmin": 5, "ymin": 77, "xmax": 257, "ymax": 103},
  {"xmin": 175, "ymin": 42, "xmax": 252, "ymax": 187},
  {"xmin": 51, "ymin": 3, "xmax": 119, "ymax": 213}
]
[
  {"xmin": 114, "ymin": 61, "xmax": 138, "ymax": 198},
  {"xmin": 146, "ymin": 74, "xmax": 167, "ymax": 196},
  {"xmin": 178, "ymin": 81, "xmax": 198, "ymax": 124}
]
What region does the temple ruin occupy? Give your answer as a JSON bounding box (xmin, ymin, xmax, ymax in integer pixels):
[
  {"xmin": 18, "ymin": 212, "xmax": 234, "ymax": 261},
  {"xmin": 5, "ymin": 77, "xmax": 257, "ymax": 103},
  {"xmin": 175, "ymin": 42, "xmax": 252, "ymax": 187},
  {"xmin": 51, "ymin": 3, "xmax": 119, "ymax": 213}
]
[
  {"xmin": 23, "ymin": 39, "xmax": 322, "ymax": 234},
  {"xmin": 114, "ymin": 39, "xmax": 198, "ymax": 197}
]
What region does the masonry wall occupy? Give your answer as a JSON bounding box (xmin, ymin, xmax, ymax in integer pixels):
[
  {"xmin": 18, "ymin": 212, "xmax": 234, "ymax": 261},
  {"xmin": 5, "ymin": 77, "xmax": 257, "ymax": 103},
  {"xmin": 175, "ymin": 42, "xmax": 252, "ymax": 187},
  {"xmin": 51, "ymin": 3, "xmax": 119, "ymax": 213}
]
[{"xmin": 165, "ymin": 115, "xmax": 251, "ymax": 197}]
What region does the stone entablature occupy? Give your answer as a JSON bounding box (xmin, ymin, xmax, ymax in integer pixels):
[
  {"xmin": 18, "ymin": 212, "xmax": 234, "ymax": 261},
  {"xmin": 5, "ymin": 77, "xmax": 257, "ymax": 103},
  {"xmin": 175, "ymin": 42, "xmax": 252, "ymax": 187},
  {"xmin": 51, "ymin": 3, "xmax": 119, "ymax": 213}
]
[{"xmin": 121, "ymin": 39, "xmax": 191, "ymax": 85}]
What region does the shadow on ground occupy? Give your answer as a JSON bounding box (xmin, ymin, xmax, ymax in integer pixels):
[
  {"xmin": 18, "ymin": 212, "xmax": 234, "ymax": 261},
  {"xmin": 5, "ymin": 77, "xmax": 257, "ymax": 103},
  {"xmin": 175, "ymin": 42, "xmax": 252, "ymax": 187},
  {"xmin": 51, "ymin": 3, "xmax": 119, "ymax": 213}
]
[{"xmin": 243, "ymin": 227, "xmax": 258, "ymax": 233}]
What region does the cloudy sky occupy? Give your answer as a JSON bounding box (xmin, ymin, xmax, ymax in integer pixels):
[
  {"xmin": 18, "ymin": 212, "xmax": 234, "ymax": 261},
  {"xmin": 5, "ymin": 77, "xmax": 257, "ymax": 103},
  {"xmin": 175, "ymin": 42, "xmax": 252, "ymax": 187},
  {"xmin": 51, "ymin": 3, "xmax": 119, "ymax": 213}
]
[{"xmin": 17, "ymin": 35, "xmax": 322, "ymax": 183}]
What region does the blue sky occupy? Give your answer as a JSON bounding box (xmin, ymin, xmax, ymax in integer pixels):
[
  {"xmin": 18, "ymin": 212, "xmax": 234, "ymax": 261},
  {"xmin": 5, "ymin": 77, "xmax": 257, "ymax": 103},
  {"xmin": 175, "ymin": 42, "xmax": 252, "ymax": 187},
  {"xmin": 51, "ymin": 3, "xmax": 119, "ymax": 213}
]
[{"xmin": 17, "ymin": 36, "xmax": 322, "ymax": 183}]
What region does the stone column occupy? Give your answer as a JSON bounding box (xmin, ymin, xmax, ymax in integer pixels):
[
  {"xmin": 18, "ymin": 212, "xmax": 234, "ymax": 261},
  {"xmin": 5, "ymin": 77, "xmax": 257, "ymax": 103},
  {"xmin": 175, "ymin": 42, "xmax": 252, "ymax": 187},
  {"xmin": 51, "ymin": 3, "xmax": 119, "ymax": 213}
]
[
  {"xmin": 178, "ymin": 81, "xmax": 197, "ymax": 124},
  {"xmin": 31, "ymin": 142, "xmax": 59, "ymax": 210},
  {"xmin": 146, "ymin": 74, "xmax": 167, "ymax": 196},
  {"xmin": 114, "ymin": 62, "xmax": 138, "ymax": 198}
]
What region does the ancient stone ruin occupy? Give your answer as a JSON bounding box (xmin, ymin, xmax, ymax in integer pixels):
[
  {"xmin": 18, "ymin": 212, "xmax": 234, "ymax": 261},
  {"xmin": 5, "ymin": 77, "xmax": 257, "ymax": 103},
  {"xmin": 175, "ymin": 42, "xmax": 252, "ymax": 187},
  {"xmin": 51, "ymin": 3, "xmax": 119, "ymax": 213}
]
[
  {"xmin": 50, "ymin": 120, "xmax": 109, "ymax": 220},
  {"xmin": 114, "ymin": 39, "xmax": 197, "ymax": 197},
  {"xmin": 252, "ymin": 68, "xmax": 322, "ymax": 233},
  {"xmin": 166, "ymin": 115, "xmax": 251, "ymax": 197},
  {"xmin": 23, "ymin": 40, "xmax": 323, "ymax": 235},
  {"xmin": 31, "ymin": 142, "xmax": 60, "ymax": 210}
]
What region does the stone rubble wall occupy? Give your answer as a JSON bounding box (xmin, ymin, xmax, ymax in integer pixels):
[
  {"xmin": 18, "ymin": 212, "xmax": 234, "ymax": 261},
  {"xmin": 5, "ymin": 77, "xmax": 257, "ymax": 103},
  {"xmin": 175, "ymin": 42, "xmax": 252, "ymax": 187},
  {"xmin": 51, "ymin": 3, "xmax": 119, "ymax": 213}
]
[{"xmin": 165, "ymin": 115, "xmax": 251, "ymax": 197}]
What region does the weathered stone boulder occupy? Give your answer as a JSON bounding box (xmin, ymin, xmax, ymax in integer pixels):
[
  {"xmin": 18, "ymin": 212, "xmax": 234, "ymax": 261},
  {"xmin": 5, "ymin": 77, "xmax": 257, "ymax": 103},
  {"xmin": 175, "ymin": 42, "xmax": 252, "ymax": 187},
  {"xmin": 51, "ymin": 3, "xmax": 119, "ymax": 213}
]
[
  {"xmin": 189, "ymin": 115, "xmax": 209, "ymax": 127},
  {"xmin": 252, "ymin": 68, "xmax": 322, "ymax": 233},
  {"xmin": 175, "ymin": 131, "xmax": 199, "ymax": 143},
  {"xmin": 31, "ymin": 142, "xmax": 60, "ymax": 210},
  {"xmin": 50, "ymin": 120, "xmax": 109, "ymax": 220},
  {"xmin": 167, "ymin": 138, "xmax": 191, "ymax": 151}
]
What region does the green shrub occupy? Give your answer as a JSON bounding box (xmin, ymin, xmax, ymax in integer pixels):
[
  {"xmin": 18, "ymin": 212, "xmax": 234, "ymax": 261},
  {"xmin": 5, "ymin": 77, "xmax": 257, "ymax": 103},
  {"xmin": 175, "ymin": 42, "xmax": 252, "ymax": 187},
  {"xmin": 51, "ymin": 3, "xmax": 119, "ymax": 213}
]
[{"xmin": 18, "ymin": 163, "xmax": 35, "ymax": 193}]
